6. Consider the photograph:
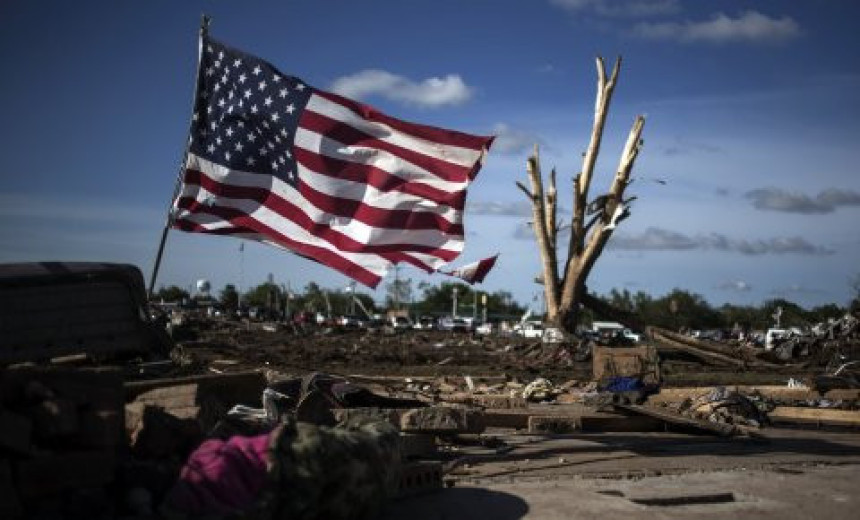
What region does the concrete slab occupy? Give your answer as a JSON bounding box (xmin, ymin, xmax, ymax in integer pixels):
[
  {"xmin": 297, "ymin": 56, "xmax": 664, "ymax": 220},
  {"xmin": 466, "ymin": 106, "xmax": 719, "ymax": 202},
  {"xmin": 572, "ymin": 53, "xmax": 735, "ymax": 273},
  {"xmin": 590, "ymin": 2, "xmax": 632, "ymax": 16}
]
[
  {"xmin": 383, "ymin": 428, "xmax": 860, "ymax": 519},
  {"xmin": 382, "ymin": 464, "xmax": 860, "ymax": 520}
]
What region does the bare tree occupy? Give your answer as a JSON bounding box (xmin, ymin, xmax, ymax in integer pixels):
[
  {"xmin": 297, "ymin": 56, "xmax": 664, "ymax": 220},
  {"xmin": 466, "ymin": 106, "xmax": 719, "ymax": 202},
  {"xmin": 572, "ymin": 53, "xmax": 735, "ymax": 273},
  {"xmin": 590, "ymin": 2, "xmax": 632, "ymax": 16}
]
[{"xmin": 518, "ymin": 57, "xmax": 645, "ymax": 334}]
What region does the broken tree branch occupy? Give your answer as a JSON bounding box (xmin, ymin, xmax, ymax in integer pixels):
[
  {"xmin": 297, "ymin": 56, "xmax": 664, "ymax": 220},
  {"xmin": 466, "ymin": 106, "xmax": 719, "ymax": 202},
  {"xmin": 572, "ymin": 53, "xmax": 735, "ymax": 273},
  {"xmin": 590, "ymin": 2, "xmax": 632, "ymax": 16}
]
[
  {"xmin": 559, "ymin": 115, "xmax": 645, "ymax": 312},
  {"xmin": 524, "ymin": 145, "xmax": 560, "ymax": 318},
  {"xmin": 515, "ymin": 181, "xmax": 533, "ymax": 199},
  {"xmin": 577, "ymin": 56, "xmax": 620, "ymax": 199},
  {"xmin": 563, "ymin": 56, "xmax": 620, "ymax": 293},
  {"xmin": 545, "ymin": 167, "xmax": 557, "ymax": 251}
]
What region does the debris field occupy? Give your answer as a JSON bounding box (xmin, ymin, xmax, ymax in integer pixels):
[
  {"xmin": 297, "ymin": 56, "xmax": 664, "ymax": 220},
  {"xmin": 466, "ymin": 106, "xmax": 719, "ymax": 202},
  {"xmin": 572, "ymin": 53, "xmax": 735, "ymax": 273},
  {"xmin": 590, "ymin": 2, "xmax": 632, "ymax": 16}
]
[{"xmin": 2, "ymin": 312, "xmax": 859, "ymax": 519}]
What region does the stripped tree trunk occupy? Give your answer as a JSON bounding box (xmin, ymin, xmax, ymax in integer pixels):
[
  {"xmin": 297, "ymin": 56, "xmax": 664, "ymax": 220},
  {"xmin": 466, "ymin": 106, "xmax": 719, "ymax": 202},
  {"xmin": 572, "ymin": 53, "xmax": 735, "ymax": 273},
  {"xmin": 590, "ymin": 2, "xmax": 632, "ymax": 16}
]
[{"xmin": 518, "ymin": 57, "xmax": 645, "ymax": 334}]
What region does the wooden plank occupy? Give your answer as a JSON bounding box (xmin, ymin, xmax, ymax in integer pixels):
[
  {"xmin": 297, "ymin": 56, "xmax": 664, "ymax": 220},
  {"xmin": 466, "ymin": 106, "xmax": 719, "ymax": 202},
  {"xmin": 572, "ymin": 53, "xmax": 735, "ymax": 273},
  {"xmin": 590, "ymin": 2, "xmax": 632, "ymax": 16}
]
[
  {"xmin": 580, "ymin": 415, "xmax": 664, "ymax": 433},
  {"xmin": 768, "ymin": 407, "xmax": 860, "ymax": 427},
  {"xmin": 438, "ymin": 393, "xmax": 528, "ymax": 409},
  {"xmin": 822, "ymin": 389, "xmax": 860, "ymax": 401},
  {"xmin": 648, "ymin": 386, "xmax": 860, "ymax": 405},
  {"xmin": 613, "ymin": 404, "xmax": 737, "ymax": 437},
  {"xmin": 482, "ymin": 411, "xmax": 529, "ymax": 429},
  {"xmin": 528, "ymin": 415, "xmax": 579, "ymax": 434},
  {"xmin": 473, "ymin": 395, "xmax": 528, "ymax": 409}
]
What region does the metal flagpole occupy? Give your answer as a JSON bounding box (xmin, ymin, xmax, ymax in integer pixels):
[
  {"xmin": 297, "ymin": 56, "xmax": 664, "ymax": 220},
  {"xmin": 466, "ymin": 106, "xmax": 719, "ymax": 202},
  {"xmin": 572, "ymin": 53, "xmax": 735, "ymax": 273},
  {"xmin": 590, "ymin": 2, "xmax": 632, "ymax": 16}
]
[{"xmin": 147, "ymin": 14, "xmax": 211, "ymax": 298}]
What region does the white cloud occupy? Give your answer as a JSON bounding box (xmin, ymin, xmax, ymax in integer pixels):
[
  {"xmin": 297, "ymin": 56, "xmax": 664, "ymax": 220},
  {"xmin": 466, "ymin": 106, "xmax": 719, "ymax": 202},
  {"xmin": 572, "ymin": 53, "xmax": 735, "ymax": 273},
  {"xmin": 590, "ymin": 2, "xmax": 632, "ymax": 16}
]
[
  {"xmin": 549, "ymin": 0, "xmax": 680, "ymax": 18},
  {"xmin": 490, "ymin": 123, "xmax": 542, "ymax": 155},
  {"xmin": 512, "ymin": 221, "xmax": 572, "ymax": 241},
  {"xmin": 770, "ymin": 284, "xmax": 827, "ymax": 297},
  {"xmin": 704, "ymin": 233, "xmax": 833, "ymax": 256},
  {"xmin": 468, "ymin": 201, "xmax": 534, "ymax": 217},
  {"xmin": 661, "ymin": 136, "xmax": 723, "ymax": 156},
  {"xmin": 609, "ymin": 227, "xmax": 698, "ymax": 250},
  {"xmin": 633, "ymin": 11, "xmax": 801, "ymax": 44},
  {"xmin": 329, "ymin": 69, "xmax": 473, "ymax": 108},
  {"xmin": 717, "ymin": 279, "xmax": 752, "ymax": 292},
  {"xmin": 604, "ymin": 226, "xmax": 834, "ymax": 256},
  {"xmin": 745, "ymin": 188, "xmax": 860, "ymax": 214}
]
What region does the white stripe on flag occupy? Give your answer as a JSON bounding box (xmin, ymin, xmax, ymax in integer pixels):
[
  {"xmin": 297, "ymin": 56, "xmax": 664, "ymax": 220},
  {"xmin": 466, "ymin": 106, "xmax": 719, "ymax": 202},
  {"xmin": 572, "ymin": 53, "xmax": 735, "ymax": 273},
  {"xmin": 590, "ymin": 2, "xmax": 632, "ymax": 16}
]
[{"xmin": 306, "ymin": 94, "xmax": 487, "ymax": 168}]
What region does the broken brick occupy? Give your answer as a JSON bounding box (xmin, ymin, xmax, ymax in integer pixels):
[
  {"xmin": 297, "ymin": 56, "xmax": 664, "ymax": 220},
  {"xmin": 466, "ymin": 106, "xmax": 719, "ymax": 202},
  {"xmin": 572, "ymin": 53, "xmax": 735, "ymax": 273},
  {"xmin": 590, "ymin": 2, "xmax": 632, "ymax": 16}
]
[
  {"xmin": 332, "ymin": 407, "xmax": 401, "ymax": 426},
  {"xmin": 400, "ymin": 406, "xmax": 484, "ymax": 434},
  {"xmin": 472, "ymin": 395, "xmax": 527, "ymax": 409},
  {"xmin": 528, "ymin": 415, "xmax": 579, "ymax": 434}
]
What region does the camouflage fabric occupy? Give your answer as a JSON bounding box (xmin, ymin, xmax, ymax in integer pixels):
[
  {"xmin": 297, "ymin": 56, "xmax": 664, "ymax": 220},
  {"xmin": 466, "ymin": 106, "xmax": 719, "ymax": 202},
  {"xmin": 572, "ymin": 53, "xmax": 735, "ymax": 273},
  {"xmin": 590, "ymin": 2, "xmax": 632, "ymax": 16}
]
[{"xmin": 258, "ymin": 416, "xmax": 402, "ymax": 520}]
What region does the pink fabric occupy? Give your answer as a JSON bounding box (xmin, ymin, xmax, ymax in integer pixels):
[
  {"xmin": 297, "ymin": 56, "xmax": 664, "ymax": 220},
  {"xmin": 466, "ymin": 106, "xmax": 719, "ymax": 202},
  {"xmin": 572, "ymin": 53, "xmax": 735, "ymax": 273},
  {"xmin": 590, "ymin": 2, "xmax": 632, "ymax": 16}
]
[{"xmin": 164, "ymin": 433, "xmax": 271, "ymax": 516}]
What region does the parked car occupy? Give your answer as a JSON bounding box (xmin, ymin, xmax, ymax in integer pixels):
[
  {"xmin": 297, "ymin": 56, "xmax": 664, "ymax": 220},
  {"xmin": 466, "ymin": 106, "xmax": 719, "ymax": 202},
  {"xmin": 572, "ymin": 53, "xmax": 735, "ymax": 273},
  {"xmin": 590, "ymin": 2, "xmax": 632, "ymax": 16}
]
[
  {"xmin": 474, "ymin": 321, "xmax": 493, "ymax": 335},
  {"xmin": 389, "ymin": 315, "xmax": 413, "ymax": 330},
  {"xmin": 292, "ymin": 311, "xmax": 316, "ymax": 325},
  {"xmin": 592, "ymin": 321, "xmax": 641, "ymax": 343},
  {"xmin": 451, "ymin": 318, "xmax": 470, "ymax": 332},
  {"xmin": 438, "ymin": 316, "xmax": 469, "ymax": 332},
  {"xmin": 413, "ymin": 316, "xmax": 437, "ymax": 330},
  {"xmin": 338, "ymin": 315, "xmax": 367, "ymax": 328},
  {"xmin": 514, "ymin": 320, "xmax": 544, "ymax": 339},
  {"xmin": 365, "ymin": 317, "xmax": 387, "ymax": 332}
]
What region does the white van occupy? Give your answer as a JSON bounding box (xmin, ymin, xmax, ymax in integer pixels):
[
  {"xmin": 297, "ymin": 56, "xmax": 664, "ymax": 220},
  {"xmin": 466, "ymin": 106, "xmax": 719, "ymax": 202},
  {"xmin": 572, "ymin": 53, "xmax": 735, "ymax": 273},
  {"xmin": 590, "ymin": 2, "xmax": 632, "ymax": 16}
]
[{"xmin": 592, "ymin": 321, "xmax": 641, "ymax": 343}]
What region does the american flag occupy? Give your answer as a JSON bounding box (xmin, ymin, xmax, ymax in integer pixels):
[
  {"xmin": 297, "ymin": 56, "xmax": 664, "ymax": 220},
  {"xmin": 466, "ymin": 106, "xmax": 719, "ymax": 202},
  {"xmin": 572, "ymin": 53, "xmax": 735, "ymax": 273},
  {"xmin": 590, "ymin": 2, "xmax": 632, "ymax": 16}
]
[
  {"xmin": 440, "ymin": 254, "xmax": 498, "ymax": 284},
  {"xmin": 172, "ymin": 34, "xmax": 494, "ymax": 287}
]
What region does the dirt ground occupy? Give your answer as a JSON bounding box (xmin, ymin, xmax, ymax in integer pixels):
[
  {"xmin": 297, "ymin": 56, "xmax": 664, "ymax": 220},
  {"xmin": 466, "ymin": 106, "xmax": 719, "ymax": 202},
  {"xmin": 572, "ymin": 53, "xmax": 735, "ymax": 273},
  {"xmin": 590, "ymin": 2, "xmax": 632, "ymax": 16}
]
[{"xmin": 164, "ymin": 319, "xmax": 816, "ymax": 386}]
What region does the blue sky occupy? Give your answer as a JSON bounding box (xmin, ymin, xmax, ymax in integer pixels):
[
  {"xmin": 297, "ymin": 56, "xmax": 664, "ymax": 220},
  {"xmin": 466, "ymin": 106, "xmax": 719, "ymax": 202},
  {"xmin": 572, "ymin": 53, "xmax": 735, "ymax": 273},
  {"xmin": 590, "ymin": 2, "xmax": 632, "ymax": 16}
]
[{"xmin": 1, "ymin": 0, "xmax": 858, "ymax": 309}]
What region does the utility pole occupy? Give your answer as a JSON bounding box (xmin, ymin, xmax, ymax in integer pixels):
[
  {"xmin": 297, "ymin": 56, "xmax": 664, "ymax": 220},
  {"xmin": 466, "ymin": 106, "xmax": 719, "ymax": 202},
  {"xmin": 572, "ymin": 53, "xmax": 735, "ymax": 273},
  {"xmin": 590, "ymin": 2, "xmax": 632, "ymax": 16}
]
[
  {"xmin": 282, "ymin": 282, "xmax": 292, "ymax": 321},
  {"xmin": 394, "ymin": 265, "xmax": 401, "ymax": 310},
  {"xmin": 482, "ymin": 293, "xmax": 488, "ymax": 324},
  {"xmin": 347, "ymin": 280, "xmax": 356, "ymax": 315},
  {"xmin": 452, "ymin": 286, "xmax": 459, "ymax": 318},
  {"xmin": 238, "ymin": 242, "xmax": 245, "ymax": 309}
]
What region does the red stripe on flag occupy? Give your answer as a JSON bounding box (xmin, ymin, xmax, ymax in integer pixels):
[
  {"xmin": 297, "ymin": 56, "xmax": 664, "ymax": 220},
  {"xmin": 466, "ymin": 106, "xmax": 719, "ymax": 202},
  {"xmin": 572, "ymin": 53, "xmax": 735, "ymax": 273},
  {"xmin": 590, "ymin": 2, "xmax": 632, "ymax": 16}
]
[
  {"xmin": 178, "ymin": 170, "xmax": 461, "ymax": 260},
  {"xmin": 183, "ymin": 169, "xmax": 462, "ymax": 238},
  {"xmin": 299, "ymin": 110, "xmax": 472, "ymax": 184},
  {"xmin": 313, "ymin": 89, "xmax": 494, "ymax": 151},
  {"xmin": 172, "ymin": 212, "xmax": 383, "ymax": 287},
  {"xmin": 296, "ymin": 181, "xmax": 464, "ymax": 235},
  {"xmin": 294, "ymin": 147, "xmax": 466, "ymax": 210}
]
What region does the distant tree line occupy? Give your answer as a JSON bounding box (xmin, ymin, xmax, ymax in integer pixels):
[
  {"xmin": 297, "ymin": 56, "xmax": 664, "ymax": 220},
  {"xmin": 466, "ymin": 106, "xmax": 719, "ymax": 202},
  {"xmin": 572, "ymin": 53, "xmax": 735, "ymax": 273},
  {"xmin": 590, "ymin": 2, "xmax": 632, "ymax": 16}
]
[
  {"xmin": 152, "ymin": 274, "xmax": 860, "ymax": 329},
  {"xmin": 590, "ymin": 287, "xmax": 853, "ymax": 333},
  {"xmin": 150, "ymin": 279, "xmax": 526, "ymax": 320}
]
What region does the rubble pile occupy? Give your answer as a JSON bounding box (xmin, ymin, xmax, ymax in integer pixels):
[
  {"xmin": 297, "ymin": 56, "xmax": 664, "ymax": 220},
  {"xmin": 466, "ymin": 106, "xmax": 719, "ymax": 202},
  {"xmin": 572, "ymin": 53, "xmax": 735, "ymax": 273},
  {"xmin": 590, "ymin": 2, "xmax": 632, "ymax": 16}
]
[
  {"xmin": 649, "ymin": 312, "xmax": 860, "ymax": 370},
  {"xmin": 671, "ymin": 387, "xmax": 770, "ymax": 427},
  {"xmin": 2, "ymin": 304, "xmax": 859, "ymax": 518}
]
